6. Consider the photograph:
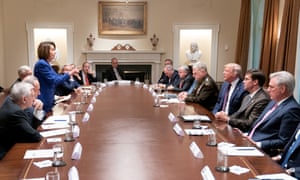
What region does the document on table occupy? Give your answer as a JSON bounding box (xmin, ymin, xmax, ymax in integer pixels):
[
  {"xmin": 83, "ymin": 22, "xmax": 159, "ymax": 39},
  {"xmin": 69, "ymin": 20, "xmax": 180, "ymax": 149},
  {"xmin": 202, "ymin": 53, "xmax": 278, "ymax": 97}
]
[
  {"xmin": 184, "ymin": 128, "xmax": 211, "ymax": 136},
  {"xmin": 41, "ymin": 123, "xmax": 69, "ymax": 130},
  {"xmin": 24, "ymin": 149, "xmax": 54, "ymax": 159},
  {"xmin": 43, "ymin": 115, "xmax": 69, "ymax": 124},
  {"xmin": 181, "ymin": 114, "xmax": 211, "ymax": 122},
  {"xmin": 40, "ymin": 129, "xmax": 68, "ymax": 138},
  {"xmin": 256, "ymin": 173, "xmax": 297, "ymax": 180},
  {"xmin": 227, "ymin": 147, "xmax": 264, "ymax": 156}
]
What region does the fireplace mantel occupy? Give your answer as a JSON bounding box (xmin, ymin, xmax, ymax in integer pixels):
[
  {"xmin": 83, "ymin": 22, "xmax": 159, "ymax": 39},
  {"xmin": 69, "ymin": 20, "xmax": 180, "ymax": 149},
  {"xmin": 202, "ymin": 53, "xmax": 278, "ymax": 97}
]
[{"xmin": 82, "ymin": 50, "xmax": 164, "ymax": 82}]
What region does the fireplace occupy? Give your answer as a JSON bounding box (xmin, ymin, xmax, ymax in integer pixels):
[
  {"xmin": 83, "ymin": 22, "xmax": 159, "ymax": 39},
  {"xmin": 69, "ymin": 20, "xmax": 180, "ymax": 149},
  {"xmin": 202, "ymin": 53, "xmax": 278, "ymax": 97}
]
[
  {"xmin": 82, "ymin": 50, "xmax": 164, "ymax": 83},
  {"xmin": 96, "ymin": 64, "xmax": 151, "ymax": 82}
]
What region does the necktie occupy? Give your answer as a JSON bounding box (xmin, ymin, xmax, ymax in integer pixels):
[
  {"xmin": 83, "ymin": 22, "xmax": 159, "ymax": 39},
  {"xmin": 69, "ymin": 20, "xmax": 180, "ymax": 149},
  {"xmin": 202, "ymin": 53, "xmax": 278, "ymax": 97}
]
[
  {"xmin": 113, "ymin": 68, "xmax": 122, "ymax": 80},
  {"xmin": 222, "ymin": 84, "xmax": 231, "ymax": 111},
  {"xmin": 85, "ymin": 74, "xmax": 90, "ymax": 85},
  {"xmin": 187, "ymin": 80, "xmax": 197, "ymax": 94},
  {"xmin": 248, "ymin": 103, "xmax": 278, "ymax": 138},
  {"xmin": 179, "ymin": 80, "xmax": 184, "ymax": 88},
  {"xmin": 281, "ymin": 131, "xmax": 300, "ymax": 168}
]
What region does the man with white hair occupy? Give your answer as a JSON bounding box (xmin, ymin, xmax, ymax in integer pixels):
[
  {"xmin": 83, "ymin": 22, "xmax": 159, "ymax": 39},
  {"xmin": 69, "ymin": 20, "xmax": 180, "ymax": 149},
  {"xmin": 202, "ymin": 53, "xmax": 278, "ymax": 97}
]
[
  {"xmin": 247, "ymin": 71, "xmax": 300, "ymax": 156},
  {"xmin": 178, "ymin": 62, "xmax": 218, "ymax": 111},
  {"xmin": 212, "ymin": 63, "xmax": 248, "ymax": 116}
]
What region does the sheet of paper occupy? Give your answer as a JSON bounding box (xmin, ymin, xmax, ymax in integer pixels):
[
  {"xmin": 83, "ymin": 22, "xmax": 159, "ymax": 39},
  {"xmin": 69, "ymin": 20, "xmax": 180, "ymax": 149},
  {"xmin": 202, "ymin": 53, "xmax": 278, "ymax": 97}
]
[
  {"xmin": 256, "ymin": 173, "xmax": 297, "ymax": 180},
  {"xmin": 40, "ymin": 129, "xmax": 68, "ymax": 138},
  {"xmin": 227, "ymin": 147, "xmax": 264, "ymax": 156},
  {"xmin": 184, "ymin": 128, "xmax": 211, "ymax": 136},
  {"xmin": 33, "ymin": 160, "xmax": 53, "ymax": 168},
  {"xmin": 41, "ymin": 123, "xmax": 69, "ymax": 130},
  {"xmin": 181, "ymin": 114, "xmax": 210, "ymax": 121},
  {"xmin": 24, "ymin": 149, "xmax": 53, "ymax": 159},
  {"xmin": 43, "ymin": 115, "xmax": 69, "ymax": 124},
  {"xmin": 229, "ymin": 165, "xmax": 250, "ymax": 175}
]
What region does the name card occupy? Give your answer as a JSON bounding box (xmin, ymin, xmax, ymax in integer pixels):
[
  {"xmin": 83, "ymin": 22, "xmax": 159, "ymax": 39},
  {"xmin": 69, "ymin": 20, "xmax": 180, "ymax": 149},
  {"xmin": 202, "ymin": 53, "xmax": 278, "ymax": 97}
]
[
  {"xmin": 73, "ymin": 125, "xmax": 80, "ymax": 138},
  {"xmin": 95, "ymin": 91, "xmax": 100, "ymax": 96},
  {"xmin": 168, "ymin": 112, "xmax": 177, "ymax": 122},
  {"xmin": 82, "ymin": 112, "xmax": 90, "ymax": 122},
  {"xmin": 189, "ymin": 141, "xmax": 204, "ymax": 158},
  {"xmin": 90, "ymin": 96, "xmax": 96, "ymax": 103},
  {"xmin": 68, "ymin": 166, "xmax": 79, "ymax": 180},
  {"xmin": 173, "ymin": 123, "xmax": 185, "ymax": 136},
  {"xmin": 87, "ymin": 104, "xmax": 94, "ymax": 112},
  {"xmin": 201, "ymin": 165, "xmax": 215, "ymax": 180},
  {"xmin": 71, "ymin": 142, "xmax": 82, "ymax": 160}
]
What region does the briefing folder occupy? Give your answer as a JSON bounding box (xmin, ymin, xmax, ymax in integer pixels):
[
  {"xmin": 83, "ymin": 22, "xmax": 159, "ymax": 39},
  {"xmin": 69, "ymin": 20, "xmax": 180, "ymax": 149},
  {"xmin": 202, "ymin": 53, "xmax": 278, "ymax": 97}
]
[{"xmin": 180, "ymin": 114, "xmax": 211, "ymax": 122}]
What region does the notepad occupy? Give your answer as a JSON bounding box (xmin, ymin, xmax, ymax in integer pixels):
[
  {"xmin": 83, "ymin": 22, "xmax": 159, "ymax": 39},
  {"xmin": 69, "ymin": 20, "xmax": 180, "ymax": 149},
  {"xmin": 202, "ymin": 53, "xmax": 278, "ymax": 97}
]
[
  {"xmin": 227, "ymin": 147, "xmax": 264, "ymax": 156},
  {"xmin": 180, "ymin": 114, "xmax": 211, "ymax": 122}
]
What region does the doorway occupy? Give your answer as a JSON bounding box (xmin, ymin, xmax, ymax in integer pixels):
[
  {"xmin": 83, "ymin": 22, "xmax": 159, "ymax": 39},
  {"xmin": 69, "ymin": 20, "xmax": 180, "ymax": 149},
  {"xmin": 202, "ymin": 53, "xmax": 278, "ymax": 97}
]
[
  {"xmin": 26, "ymin": 23, "xmax": 74, "ymax": 70},
  {"xmin": 173, "ymin": 24, "xmax": 219, "ymax": 79}
]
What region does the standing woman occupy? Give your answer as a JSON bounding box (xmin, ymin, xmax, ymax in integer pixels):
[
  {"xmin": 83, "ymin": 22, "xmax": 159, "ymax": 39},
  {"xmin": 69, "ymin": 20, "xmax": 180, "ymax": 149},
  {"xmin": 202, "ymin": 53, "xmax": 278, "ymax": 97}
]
[{"xmin": 34, "ymin": 41, "xmax": 78, "ymax": 115}]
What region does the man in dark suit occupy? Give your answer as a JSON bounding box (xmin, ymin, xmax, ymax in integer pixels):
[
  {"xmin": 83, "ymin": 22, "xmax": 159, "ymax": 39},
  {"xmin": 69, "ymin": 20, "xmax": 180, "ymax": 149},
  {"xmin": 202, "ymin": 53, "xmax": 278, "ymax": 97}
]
[
  {"xmin": 167, "ymin": 65, "xmax": 194, "ymax": 92},
  {"xmin": 0, "ymin": 82, "xmax": 42, "ymax": 159},
  {"xmin": 105, "ymin": 57, "xmax": 125, "ymax": 81},
  {"xmin": 212, "ymin": 63, "xmax": 248, "ymax": 116},
  {"xmin": 55, "ymin": 64, "xmax": 80, "ymax": 96},
  {"xmin": 157, "ymin": 58, "xmax": 177, "ymax": 84},
  {"xmin": 215, "ymin": 69, "xmax": 270, "ymax": 132},
  {"xmin": 178, "ymin": 62, "xmax": 219, "ymax": 111},
  {"xmin": 247, "ymin": 71, "xmax": 300, "ymax": 156},
  {"xmin": 160, "ymin": 64, "xmax": 180, "ymax": 88},
  {"xmin": 74, "ymin": 62, "xmax": 96, "ymax": 85},
  {"xmin": 272, "ymin": 123, "xmax": 300, "ymax": 178}
]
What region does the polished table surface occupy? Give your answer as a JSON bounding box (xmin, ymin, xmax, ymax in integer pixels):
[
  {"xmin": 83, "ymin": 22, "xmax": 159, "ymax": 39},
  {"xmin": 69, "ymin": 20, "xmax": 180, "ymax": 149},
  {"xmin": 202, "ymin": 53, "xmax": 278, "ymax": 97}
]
[{"xmin": 0, "ymin": 84, "xmax": 285, "ymax": 180}]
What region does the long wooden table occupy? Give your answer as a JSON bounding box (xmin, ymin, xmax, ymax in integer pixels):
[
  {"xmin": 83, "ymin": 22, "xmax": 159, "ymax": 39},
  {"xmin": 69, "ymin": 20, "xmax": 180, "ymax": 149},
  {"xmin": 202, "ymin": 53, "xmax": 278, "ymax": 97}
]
[{"xmin": 0, "ymin": 84, "xmax": 285, "ymax": 179}]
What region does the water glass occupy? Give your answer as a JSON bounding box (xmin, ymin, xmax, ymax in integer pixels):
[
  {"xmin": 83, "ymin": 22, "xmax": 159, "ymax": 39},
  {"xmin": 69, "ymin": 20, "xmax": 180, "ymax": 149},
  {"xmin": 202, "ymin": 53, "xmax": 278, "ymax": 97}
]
[{"xmin": 46, "ymin": 171, "xmax": 60, "ymax": 180}]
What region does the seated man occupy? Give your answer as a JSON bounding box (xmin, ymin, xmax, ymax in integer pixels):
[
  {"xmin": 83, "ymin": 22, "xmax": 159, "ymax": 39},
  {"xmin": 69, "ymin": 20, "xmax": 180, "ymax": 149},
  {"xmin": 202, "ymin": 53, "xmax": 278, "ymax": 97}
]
[
  {"xmin": 272, "ymin": 123, "xmax": 300, "ymax": 179},
  {"xmin": 105, "ymin": 57, "xmax": 124, "ymax": 81},
  {"xmin": 157, "ymin": 58, "xmax": 177, "ymax": 84},
  {"xmin": 178, "ymin": 62, "xmax": 219, "ymax": 111},
  {"xmin": 9, "ymin": 65, "xmax": 32, "ymax": 92},
  {"xmin": 74, "ymin": 62, "xmax": 96, "ymax": 85},
  {"xmin": 167, "ymin": 65, "xmax": 194, "ymax": 92},
  {"xmin": 247, "ymin": 71, "xmax": 300, "ymax": 156},
  {"xmin": 215, "ymin": 69, "xmax": 270, "ymax": 132},
  {"xmin": 160, "ymin": 65, "xmax": 180, "ymax": 88},
  {"xmin": 23, "ymin": 75, "xmax": 45, "ymax": 129},
  {"xmin": 212, "ymin": 63, "xmax": 248, "ymax": 116},
  {"xmin": 55, "ymin": 64, "xmax": 80, "ymax": 96},
  {"xmin": 0, "ymin": 82, "xmax": 42, "ymax": 159}
]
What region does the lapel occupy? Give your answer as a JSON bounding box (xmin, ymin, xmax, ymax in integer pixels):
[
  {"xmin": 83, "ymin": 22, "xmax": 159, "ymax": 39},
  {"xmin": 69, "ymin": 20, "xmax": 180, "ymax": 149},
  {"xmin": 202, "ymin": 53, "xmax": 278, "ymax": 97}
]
[{"xmin": 229, "ymin": 79, "xmax": 242, "ymax": 104}]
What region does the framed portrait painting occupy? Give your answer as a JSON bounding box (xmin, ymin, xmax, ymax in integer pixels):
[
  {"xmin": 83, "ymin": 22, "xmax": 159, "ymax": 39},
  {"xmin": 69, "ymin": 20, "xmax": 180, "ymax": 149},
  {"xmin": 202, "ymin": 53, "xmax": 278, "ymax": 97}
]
[{"xmin": 98, "ymin": 1, "xmax": 147, "ymax": 35}]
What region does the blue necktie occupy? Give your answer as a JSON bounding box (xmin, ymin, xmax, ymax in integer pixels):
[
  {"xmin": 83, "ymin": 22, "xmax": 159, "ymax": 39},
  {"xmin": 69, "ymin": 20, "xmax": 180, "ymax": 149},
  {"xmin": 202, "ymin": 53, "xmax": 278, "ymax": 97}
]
[
  {"xmin": 281, "ymin": 133, "xmax": 300, "ymax": 168},
  {"xmin": 187, "ymin": 80, "xmax": 197, "ymax": 94}
]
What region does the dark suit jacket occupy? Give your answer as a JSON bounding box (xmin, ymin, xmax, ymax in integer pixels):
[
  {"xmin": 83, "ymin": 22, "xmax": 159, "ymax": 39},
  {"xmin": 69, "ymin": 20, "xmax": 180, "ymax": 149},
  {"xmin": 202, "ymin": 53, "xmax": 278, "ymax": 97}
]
[
  {"xmin": 250, "ymin": 96, "xmax": 300, "ymax": 155},
  {"xmin": 105, "ymin": 67, "xmax": 125, "ymax": 81},
  {"xmin": 74, "ymin": 70, "xmax": 97, "ymax": 85},
  {"xmin": 171, "ymin": 73, "xmax": 194, "ymax": 92},
  {"xmin": 0, "ymin": 97, "xmax": 42, "ymax": 159},
  {"xmin": 185, "ymin": 74, "xmax": 219, "ymax": 111},
  {"xmin": 212, "ymin": 79, "xmax": 248, "ymax": 115},
  {"xmin": 229, "ymin": 88, "xmax": 270, "ymax": 132},
  {"xmin": 55, "ymin": 78, "xmax": 80, "ymax": 96},
  {"xmin": 157, "ymin": 70, "xmax": 179, "ymax": 86},
  {"xmin": 279, "ymin": 123, "xmax": 300, "ymax": 178}
]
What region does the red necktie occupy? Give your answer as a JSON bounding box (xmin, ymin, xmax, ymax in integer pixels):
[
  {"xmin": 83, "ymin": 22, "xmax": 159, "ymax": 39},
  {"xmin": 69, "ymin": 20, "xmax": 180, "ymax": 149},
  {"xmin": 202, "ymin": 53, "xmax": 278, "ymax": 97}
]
[
  {"xmin": 85, "ymin": 75, "xmax": 90, "ymax": 85},
  {"xmin": 222, "ymin": 84, "xmax": 231, "ymax": 111}
]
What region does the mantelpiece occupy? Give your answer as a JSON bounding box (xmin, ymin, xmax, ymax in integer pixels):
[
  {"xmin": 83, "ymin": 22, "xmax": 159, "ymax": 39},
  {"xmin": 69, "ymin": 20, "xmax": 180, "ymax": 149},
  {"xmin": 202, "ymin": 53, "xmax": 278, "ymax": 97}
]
[{"xmin": 82, "ymin": 50, "xmax": 164, "ymax": 82}]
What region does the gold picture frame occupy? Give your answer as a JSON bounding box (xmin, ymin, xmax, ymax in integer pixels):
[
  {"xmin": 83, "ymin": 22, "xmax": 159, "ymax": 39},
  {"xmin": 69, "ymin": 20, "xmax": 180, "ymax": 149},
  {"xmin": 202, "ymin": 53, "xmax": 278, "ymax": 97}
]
[{"xmin": 98, "ymin": 1, "xmax": 147, "ymax": 35}]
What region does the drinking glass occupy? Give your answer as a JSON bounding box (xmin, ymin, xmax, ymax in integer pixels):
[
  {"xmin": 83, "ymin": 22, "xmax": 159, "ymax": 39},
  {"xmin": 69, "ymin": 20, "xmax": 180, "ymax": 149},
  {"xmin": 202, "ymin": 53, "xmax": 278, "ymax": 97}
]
[
  {"xmin": 46, "ymin": 171, "xmax": 60, "ymax": 180},
  {"xmin": 52, "ymin": 144, "xmax": 66, "ymax": 167}
]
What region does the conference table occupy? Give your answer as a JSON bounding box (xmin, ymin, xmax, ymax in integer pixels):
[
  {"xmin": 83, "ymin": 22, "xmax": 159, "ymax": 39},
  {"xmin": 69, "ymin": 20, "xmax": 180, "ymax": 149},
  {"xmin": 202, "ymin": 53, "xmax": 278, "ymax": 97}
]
[{"xmin": 0, "ymin": 83, "xmax": 285, "ymax": 179}]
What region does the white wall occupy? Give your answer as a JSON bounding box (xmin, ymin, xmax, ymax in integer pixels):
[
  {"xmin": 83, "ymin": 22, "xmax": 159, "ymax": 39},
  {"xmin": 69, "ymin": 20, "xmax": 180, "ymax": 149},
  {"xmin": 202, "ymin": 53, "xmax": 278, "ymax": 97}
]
[
  {"xmin": 0, "ymin": 0, "xmax": 4, "ymax": 86},
  {"xmin": 0, "ymin": 0, "xmax": 241, "ymax": 87}
]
